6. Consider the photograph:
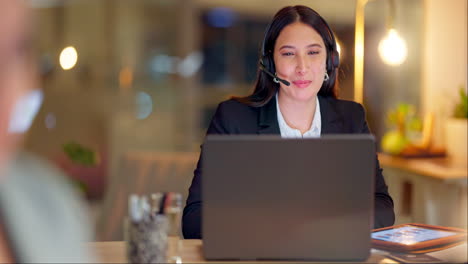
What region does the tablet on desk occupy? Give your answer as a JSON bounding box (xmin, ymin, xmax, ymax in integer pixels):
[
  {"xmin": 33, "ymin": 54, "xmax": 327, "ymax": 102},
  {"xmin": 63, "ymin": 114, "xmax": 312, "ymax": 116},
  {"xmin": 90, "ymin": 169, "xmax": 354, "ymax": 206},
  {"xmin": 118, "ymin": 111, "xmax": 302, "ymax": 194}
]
[{"xmin": 372, "ymin": 223, "xmax": 467, "ymax": 253}]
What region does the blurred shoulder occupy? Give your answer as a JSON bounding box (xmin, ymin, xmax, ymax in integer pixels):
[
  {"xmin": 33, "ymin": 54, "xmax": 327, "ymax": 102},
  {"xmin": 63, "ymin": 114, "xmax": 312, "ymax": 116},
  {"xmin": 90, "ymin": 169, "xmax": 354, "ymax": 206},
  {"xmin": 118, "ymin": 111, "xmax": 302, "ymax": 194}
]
[
  {"xmin": 0, "ymin": 152, "xmax": 96, "ymax": 262},
  {"xmin": 10, "ymin": 152, "xmax": 80, "ymax": 198}
]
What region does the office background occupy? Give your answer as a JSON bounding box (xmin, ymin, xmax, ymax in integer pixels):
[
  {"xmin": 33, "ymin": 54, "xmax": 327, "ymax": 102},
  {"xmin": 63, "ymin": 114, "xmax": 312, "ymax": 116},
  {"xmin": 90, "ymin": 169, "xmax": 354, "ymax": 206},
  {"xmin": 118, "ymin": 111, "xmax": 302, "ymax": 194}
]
[{"xmin": 22, "ymin": 0, "xmax": 467, "ymax": 240}]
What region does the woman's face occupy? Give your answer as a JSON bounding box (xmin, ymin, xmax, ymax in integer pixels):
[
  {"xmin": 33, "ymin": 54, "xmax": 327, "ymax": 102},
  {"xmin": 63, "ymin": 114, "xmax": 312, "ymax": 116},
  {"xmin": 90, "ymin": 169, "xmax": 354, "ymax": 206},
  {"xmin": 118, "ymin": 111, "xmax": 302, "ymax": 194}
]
[
  {"xmin": 0, "ymin": 0, "xmax": 33, "ymax": 175},
  {"xmin": 273, "ymin": 22, "xmax": 327, "ymax": 103}
]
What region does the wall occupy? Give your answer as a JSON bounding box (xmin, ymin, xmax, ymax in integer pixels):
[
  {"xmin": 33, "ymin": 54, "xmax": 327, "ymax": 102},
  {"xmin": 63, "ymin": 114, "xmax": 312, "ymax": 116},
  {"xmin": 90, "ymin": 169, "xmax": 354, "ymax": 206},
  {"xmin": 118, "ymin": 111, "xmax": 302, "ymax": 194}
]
[
  {"xmin": 363, "ymin": 0, "xmax": 423, "ymax": 147},
  {"xmin": 422, "ymin": 0, "xmax": 467, "ymax": 147}
]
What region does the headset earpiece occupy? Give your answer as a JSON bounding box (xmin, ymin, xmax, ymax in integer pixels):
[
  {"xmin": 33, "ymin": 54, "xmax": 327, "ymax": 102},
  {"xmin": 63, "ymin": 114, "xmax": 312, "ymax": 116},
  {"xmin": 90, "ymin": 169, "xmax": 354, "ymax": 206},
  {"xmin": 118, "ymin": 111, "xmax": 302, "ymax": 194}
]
[
  {"xmin": 333, "ymin": 50, "xmax": 340, "ymax": 68},
  {"xmin": 327, "ymin": 49, "xmax": 340, "ymax": 72}
]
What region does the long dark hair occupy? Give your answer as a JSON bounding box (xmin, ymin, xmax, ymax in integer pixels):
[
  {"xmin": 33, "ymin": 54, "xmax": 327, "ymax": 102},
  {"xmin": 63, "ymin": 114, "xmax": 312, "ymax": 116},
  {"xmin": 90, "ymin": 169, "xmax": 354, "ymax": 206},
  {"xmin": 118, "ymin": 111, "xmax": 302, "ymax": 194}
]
[{"xmin": 233, "ymin": 5, "xmax": 339, "ymax": 107}]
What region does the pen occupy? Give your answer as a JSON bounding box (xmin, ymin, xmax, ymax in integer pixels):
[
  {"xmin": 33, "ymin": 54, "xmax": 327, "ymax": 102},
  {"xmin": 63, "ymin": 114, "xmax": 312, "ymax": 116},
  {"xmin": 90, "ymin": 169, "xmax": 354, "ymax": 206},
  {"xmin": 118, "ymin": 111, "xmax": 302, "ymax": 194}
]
[
  {"xmin": 151, "ymin": 192, "xmax": 163, "ymax": 214},
  {"xmin": 140, "ymin": 196, "xmax": 151, "ymax": 221},
  {"xmin": 165, "ymin": 192, "xmax": 173, "ymax": 213},
  {"xmin": 158, "ymin": 192, "xmax": 167, "ymax": 215},
  {"xmin": 129, "ymin": 194, "xmax": 142, "ymax": 222}
]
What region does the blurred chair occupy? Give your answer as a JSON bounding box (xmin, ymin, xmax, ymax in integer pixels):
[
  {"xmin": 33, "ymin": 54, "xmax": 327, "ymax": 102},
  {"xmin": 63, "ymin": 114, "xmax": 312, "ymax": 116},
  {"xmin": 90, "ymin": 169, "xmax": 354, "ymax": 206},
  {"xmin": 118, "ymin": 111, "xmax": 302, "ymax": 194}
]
[{"xmin": 96, "ymin": 151, "xmax": 198, "ymax": 241}]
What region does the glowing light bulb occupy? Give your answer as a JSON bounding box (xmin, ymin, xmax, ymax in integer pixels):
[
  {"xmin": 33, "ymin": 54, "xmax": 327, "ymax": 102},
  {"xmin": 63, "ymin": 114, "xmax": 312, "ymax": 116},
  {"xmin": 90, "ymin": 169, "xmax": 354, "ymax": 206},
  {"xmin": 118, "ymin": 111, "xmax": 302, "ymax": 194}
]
[
  {"xmin": 59, "ymin": 46, "xmax": 78, "ymax": 70},
  {"xmin": 378, "ymin": 29, "xmax": 407, "ymax": 66}
]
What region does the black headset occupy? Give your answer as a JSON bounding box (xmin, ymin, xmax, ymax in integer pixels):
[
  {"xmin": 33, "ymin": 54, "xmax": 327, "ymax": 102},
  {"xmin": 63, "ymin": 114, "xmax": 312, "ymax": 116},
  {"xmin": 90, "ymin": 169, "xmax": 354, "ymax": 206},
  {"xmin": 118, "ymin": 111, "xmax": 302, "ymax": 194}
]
[{"xmin": 259, "ymin": 12, "xmax": 340, "ymax": 85}]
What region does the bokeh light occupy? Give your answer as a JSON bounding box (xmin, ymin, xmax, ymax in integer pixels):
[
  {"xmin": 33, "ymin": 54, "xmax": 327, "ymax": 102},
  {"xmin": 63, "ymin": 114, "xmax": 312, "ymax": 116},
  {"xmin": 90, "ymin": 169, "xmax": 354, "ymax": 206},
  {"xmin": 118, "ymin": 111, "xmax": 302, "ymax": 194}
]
[
  {"xmin": 45, "ymin": 113, "xmax": 57, "ymax": 130},
  {"xmin": 59, "ymin": 46, "xmax": 78, "ymax": 70},
  {"xmin": 135, "ymin": 92, "xmax": 153, "ymax": 120},
  {"xmin": 378, "ymin": 29, "xmax": 407, "ymax": 66}
]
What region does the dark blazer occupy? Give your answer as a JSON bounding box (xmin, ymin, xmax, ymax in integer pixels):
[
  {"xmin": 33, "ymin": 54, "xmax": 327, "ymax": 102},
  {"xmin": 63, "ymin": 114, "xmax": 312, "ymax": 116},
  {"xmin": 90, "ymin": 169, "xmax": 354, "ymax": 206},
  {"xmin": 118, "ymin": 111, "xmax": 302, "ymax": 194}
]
[{"xmin": 182, "ymin": 95, "xmax": 395, "ymax": 239}]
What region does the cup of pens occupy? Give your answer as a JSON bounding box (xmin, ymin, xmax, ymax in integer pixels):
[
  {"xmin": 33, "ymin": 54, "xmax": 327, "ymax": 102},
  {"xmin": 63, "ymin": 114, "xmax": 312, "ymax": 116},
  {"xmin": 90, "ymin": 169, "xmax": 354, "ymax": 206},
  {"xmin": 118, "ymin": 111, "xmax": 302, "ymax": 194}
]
[{"xmin": 125, "ymin": 192, "xmax": 182, "ymax": 264}]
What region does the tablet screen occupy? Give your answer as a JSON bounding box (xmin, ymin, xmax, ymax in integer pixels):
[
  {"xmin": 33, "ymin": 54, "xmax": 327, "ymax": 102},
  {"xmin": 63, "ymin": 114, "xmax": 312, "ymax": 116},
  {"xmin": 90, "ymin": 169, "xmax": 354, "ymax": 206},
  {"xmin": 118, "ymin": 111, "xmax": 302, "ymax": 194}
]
[{"xmin": 372, "ymin": 226, "xmax": 457, "ymax": 245}]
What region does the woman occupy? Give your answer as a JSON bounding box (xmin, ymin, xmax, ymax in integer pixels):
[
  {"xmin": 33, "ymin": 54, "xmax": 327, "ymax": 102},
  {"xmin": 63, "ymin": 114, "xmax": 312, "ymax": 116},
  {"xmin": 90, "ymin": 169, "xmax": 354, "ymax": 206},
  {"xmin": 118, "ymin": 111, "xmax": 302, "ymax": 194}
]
[{"xmin": 183, "ymin": 5, "xmax": 395, "ymax": 239}]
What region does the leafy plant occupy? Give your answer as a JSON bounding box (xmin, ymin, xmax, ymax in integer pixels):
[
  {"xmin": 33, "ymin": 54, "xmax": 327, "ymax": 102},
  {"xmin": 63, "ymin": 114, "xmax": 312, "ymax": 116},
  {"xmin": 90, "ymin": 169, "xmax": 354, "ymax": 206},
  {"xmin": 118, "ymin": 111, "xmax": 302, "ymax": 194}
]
[
  {"xmin": 63, "ymin": 141, "xmax": 100, "ymax": 167},
  {"xmin": 381, "ymin": 103, "xmax": 422, "ymax": 155},
  {"xmin": 453, "ymin": 86, "xmax": 468, "ymax": 119},
  {"xmin": 386, "ymin": 103, "xmax": 422, "ymax": 135}
]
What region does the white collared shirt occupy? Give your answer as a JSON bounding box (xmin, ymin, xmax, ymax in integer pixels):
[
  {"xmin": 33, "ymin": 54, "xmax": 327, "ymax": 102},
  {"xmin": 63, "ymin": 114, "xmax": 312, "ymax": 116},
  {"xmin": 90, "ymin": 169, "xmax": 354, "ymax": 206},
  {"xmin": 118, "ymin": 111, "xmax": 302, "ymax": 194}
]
[{"xmin": 276, "ymin": 93, "xmax": 321, "ymax": 138}]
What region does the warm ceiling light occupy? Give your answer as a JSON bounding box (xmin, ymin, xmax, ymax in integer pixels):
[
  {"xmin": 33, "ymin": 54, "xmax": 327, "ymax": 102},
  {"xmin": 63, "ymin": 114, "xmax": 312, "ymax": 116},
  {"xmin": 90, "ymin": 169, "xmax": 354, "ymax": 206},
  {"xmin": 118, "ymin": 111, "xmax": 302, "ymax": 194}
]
[{"xmin": 378, "ymin": 29, "xmax": 407, "ymax": 66}]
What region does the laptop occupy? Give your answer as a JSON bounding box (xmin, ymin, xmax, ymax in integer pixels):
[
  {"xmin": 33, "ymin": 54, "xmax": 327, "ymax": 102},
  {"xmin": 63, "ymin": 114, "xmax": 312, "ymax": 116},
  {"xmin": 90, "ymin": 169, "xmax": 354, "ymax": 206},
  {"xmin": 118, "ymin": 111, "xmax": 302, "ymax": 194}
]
[{"xmin": 202, "ymin": 134, "xmax": 375, "ymax": 261}]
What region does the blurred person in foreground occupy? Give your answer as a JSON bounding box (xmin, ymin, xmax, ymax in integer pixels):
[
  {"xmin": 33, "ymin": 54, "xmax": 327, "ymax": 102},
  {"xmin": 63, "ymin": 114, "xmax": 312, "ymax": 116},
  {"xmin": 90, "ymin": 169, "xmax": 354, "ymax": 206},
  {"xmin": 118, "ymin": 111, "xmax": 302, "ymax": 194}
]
[
  {"xmin": 0, "ymin": 1, "xmax": 95, "ymax": 262},
  {"xmin": 183, "ymin": 5, "xmax": 395, "ymax": 239}
]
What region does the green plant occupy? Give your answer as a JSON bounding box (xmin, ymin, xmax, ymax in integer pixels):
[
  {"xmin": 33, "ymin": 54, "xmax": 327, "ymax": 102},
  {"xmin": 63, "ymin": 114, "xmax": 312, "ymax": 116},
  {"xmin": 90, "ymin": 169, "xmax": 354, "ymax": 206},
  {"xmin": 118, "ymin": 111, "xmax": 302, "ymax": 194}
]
[
  {"xmin": 453, "ymin": 86, "xmax": 468, "ymax": 119},
  {"xmin": 381, "ymin": 103, "xmax": 422, "ymax": 155},
  {"xmin": 386, "ymin": 103, "xmax": 422, "ymax": 135},
  {"xmin": 63, "ymin": 141, "xmax": 100, "ymax": 167}
]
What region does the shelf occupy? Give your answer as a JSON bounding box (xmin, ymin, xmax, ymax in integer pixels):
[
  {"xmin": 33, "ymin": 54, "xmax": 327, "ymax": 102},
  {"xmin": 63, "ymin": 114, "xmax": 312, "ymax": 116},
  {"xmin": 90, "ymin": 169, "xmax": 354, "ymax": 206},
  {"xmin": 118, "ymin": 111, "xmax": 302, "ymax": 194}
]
[{"xmin": 378, "ymin": 153, "xmax": 467, "ymax": 184}]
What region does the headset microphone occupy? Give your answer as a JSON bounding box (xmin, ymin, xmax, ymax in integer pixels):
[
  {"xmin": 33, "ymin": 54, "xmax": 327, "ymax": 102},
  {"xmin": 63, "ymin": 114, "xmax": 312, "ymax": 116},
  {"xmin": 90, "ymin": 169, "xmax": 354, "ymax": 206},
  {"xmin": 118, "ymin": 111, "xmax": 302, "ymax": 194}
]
[{"xmin": 259, "ymin": 60, "xmax": 290, "ymax": 86}]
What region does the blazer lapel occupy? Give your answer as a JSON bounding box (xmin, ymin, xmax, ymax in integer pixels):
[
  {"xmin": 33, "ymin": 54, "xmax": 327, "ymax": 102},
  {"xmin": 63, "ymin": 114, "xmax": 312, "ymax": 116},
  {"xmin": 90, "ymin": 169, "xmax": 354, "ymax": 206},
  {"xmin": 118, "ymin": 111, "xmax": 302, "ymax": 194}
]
[
  {"xmin": 257, "ymin": 96, "xmax": 281, "ymax": 134},
  {"xmin": 319, "ymin": 96, "xmax": 344, "ymax": 134}
]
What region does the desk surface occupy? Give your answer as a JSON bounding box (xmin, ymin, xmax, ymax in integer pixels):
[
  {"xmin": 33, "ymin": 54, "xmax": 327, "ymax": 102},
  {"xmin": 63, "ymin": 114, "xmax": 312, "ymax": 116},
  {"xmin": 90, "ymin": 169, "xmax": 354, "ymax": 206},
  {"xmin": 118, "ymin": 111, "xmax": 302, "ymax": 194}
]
[
  {"xmin": 86, "ymin": 239, "xmax": 467, "ymax": 263},
  {"xmin": 87, "ymin": 240, "xmax": 387, "ymax": 263},
  {"xmin": 378, "ymin": 153, "xmax": 467, "ymax": 182}
]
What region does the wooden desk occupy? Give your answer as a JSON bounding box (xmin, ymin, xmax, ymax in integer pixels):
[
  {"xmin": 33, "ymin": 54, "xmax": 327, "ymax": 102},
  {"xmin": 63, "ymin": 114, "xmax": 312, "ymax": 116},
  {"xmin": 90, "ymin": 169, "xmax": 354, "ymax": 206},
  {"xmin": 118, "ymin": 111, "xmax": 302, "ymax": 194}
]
[
  {"xmin": 87, "ymin": 240, "xmax": 204, "ymax": 263},
  {"xmin": 86, "ymin": 239, "xmax": 467, "ymax": 263},
  {"xmin": 378, "ymin": 153, "xmax": 467, "ymax": 228}
]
